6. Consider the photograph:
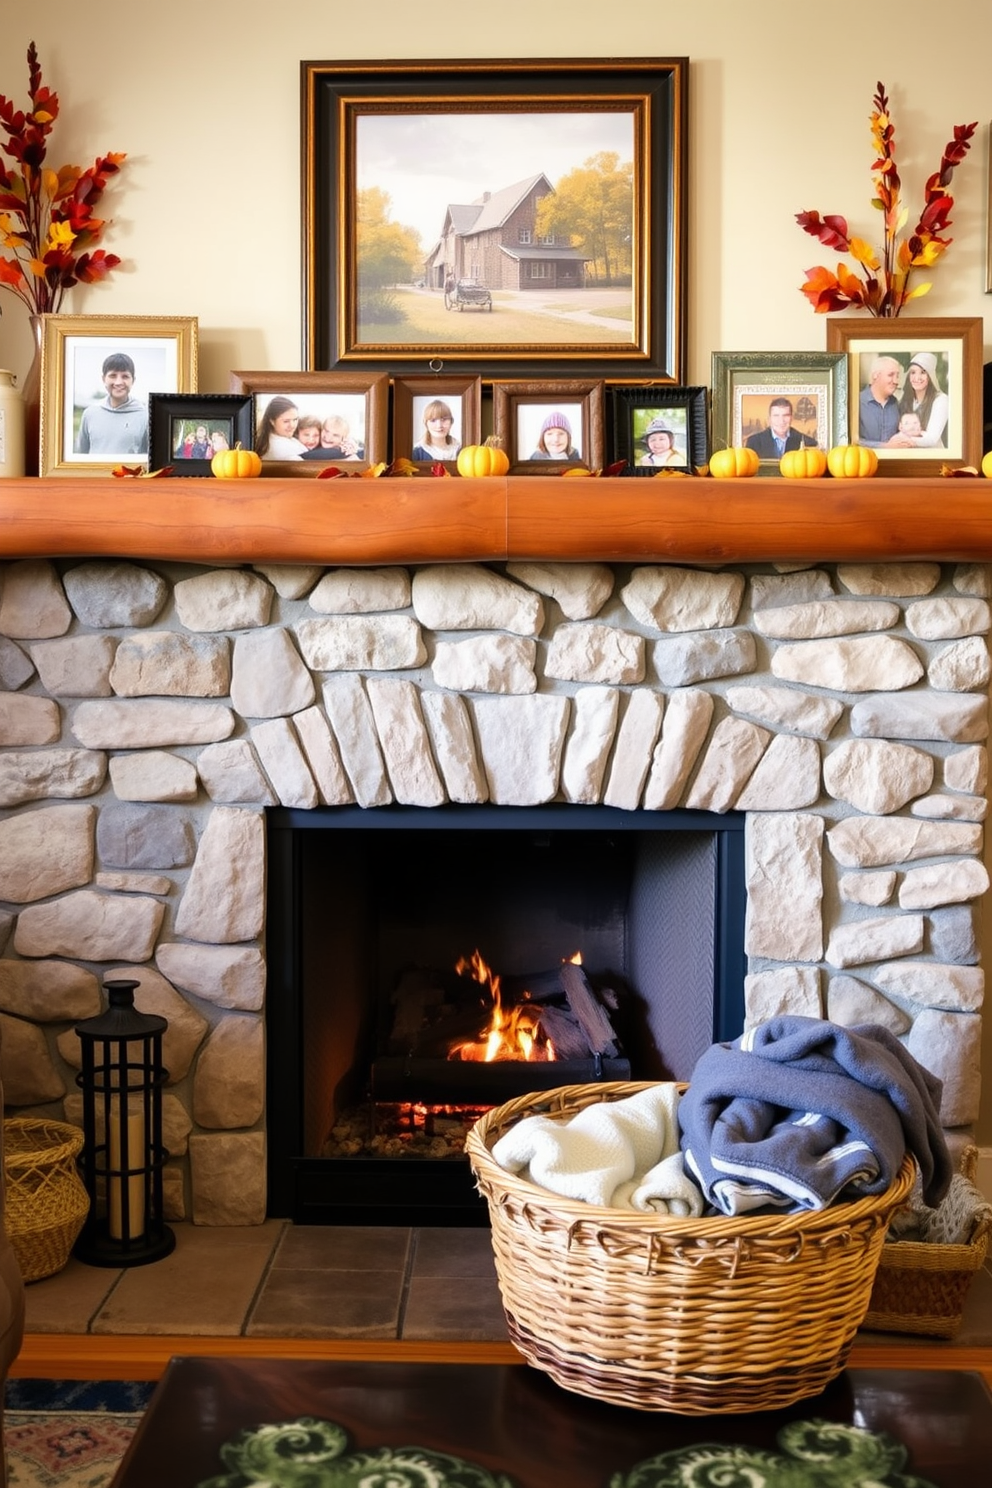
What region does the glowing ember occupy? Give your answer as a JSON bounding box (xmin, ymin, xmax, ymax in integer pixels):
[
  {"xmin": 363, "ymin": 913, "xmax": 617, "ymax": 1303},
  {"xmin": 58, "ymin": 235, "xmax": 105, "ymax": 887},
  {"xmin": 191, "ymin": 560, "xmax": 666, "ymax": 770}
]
[{"xmin": 448, "ymin": 949, "xmax": 557, "ymax": 1063}]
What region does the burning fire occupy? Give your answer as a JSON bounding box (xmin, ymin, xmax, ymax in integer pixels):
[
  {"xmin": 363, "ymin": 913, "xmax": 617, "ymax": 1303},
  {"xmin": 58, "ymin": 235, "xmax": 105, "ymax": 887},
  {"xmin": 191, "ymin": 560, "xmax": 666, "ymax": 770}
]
[{"xmin": 448, "ymin": 948, "xmax": 557, "ymax": 1063}]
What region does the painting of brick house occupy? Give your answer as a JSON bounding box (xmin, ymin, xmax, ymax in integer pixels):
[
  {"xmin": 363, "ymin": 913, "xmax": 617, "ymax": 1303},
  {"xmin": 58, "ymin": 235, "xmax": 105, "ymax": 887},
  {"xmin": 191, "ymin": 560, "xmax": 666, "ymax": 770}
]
[{"xmin": 424, "ymin": 173, "xmax": 590, "ymax": 292}]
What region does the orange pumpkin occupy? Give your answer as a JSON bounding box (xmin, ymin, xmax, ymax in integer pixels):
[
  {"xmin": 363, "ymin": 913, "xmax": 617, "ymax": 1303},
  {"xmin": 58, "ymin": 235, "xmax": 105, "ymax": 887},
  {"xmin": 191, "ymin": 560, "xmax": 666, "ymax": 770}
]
[
  {"xmin": 708, "ymin": 446, "xmax": 760, "ymax": 479},
  {"xmin": 826, "ymin": 444, "xmax": 879, "ymax": 479},
  {"xmin": 779, "ymin": 446, "xmax": 828, "ymax": 478},
  {"xmin": 211, "ymin": 443, "xmax": 262, "ymax": 479},
  {"xmin": 455, "ymin": 439, "xmax": 510, "ymax": 478}
]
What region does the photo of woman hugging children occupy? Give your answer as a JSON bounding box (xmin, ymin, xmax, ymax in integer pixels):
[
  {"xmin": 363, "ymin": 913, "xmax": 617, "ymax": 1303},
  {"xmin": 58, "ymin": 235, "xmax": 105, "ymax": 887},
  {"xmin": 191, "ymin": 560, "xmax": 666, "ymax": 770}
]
[{"xmin": 253, "ymin": 395, "xmax": 365, "ymax": 462}]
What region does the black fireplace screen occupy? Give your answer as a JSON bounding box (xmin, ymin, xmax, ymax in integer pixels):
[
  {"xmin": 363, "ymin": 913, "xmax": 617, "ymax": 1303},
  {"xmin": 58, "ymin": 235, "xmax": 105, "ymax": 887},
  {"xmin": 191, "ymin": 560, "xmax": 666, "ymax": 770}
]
[{"xmin": 265, "ymin": 804, "xmax": 745, "ymax": 1223}]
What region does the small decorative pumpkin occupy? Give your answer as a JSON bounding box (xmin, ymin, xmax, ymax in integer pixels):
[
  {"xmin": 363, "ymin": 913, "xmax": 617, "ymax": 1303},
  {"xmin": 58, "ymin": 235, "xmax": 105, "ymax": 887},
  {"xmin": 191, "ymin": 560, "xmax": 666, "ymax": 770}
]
[
  {"xmin": 981, "ymin": 450, "xmax": 992, "ymax": 479},
  {"xmin": 779, "ymin": 446, "xmax": 828, "ymax": 479},
  {"xmin": 211, "ymin": 443, "xmax": 262, "ymax": 479},
  {"xmin": 455, "ymin": 438, "xmax": 510, "ymax": 478},
  {"xmin": 826, "ymin": 444, "xmax": 879, "ymax": 479},
  {"xmin": 708, "ymin": 446, "xmax": 760, "ymax": 479}
]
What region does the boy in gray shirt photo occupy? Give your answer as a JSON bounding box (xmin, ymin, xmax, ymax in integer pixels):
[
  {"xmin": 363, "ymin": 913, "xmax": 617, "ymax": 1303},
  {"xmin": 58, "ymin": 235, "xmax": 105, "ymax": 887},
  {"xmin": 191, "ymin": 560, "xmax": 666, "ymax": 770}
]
[{"xmin": 75, "ymin": 352, "xmax": 148, "ymax": 455}]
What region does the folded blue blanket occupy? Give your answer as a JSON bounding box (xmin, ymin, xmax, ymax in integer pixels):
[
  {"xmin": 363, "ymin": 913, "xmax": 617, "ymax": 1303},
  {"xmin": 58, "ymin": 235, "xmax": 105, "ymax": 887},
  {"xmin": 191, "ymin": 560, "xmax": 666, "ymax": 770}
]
[{"xmin": 679, "ymin": 1016, "xmax": 952, "ymax": 1215}]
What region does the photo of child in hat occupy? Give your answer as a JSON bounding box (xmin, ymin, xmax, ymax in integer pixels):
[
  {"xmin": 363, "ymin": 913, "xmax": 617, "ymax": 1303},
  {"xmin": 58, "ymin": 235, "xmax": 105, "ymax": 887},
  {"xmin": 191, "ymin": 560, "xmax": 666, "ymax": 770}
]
[
  {"xmin": 638, "ymin": 415, "xmax": 686, "ymax": 467},
  {"xmin": 530, "ymin": 410, "xmax": 583, "ymax": 462}
]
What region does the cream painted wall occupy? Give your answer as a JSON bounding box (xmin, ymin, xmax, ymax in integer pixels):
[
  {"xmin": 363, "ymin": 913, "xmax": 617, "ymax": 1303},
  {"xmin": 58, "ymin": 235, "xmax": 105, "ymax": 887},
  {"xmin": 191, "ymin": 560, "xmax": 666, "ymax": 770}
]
[{"xmin": 2, "ymin": 1, "xmax": 991, "ymax": 1140}]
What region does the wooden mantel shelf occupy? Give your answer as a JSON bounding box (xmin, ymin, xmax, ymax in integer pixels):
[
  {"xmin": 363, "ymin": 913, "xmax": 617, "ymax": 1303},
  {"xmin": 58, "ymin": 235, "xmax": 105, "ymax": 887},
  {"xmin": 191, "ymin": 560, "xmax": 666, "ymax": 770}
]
[{"xmin": 2, "ymin": 474, "xmax": 991, "ymax": 565}]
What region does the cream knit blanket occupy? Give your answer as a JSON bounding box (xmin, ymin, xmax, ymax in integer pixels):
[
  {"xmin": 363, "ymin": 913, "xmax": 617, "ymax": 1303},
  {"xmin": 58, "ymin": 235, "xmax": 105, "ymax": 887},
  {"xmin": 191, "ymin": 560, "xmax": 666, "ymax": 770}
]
[{"xmin": 491, "ymin": 1083, "xmax": 703, "ymax": 1215}]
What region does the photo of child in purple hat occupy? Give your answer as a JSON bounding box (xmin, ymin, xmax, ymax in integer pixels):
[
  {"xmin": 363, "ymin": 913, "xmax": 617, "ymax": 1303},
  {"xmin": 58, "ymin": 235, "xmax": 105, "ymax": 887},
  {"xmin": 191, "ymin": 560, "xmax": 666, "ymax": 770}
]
[{"xmin": 530, "ymin": 410, "xmax": 583, "ymax": 462}]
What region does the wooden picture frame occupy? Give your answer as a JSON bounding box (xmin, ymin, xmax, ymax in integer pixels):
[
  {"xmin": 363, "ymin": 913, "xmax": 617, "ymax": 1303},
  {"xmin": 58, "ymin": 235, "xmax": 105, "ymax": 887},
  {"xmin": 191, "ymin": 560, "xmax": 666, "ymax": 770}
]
[
  {"xmin": 492, "ymin": 379, "xmax": 604, "ymax": 472},
  {"xmin": 302, "ymin": 57, "xmax": 687, "ymax": 380},
  {"xmin": 38, "ymin": 314, "xmax": 198, "ymax": 477},
  {"xmin": 825, "ymin": 317, "xmax": 983, "ymax": 475},
  {"xmin": 229, "ymin": 371, "xmax": 389, "ymax": 475},
  {"xmin": 711, "ymin": 352, "xmax": 847, "ymax": 474},
  {"xmin": 148, "ymin": 393, "xmax": 253, "ymax": 478},
  {"xmin": 610, "ymin": 384, "xmax": 707, "ymax": 475},
  {"xmin": 392, "ymin": 374, "xmax": 482, "ymax": 467}
]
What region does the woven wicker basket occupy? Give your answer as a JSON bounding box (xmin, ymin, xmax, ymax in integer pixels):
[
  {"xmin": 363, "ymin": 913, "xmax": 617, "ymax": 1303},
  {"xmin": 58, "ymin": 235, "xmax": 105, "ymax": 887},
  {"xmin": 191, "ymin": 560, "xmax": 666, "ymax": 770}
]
[
  {"xmin": 466, "ymin": 1081, "xmax": 916, "ymax": 1415},
  {"xmin": 862, "ymin": 1145, "xmax": 992, "ymax": 1338},
  {"xmin": 3, "ymin": 1117, "xmax": 90, "ymax": 1282}
]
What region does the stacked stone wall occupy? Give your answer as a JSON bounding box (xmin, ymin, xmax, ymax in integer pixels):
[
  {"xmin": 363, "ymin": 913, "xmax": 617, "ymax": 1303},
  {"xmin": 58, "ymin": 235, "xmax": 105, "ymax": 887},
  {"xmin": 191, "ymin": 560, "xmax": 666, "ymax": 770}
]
[{"xmin": 0, "ymin": 555, "xmax": 986, "ymax": 1223}]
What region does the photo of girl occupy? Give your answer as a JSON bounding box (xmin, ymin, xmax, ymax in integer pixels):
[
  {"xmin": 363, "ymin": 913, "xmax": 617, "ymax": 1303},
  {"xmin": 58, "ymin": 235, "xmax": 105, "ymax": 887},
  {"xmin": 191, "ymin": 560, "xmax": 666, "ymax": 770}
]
[
  {"xmin": 296, "ymin": 413, "xmax": 323, "ymax": 452},
  {"xmin": 529, "ymin": 410, "xmax": 582, "ymax": 462},
  {"xmin": 412, "ymin": 398, "xmax": 461, "ymax": 461}
]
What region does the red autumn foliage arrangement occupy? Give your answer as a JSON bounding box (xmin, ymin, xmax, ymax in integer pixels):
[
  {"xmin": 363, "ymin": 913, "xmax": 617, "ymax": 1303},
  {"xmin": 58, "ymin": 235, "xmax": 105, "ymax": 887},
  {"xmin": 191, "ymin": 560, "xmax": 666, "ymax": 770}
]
[
  {"xmin": 796, "ymin": 83, "xmax": 976, "ymax": 317},
  {"xmin": 0, "ymin": 41, "xmax": 126, "ymax": 314}
]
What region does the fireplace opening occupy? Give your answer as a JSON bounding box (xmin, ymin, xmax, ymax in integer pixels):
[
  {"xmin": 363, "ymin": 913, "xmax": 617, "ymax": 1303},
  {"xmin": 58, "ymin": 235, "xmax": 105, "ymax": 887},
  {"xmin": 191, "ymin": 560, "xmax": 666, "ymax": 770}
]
[{"xmin": 265, "ymin": 805, "xmax": 746, "ymax": 1224}]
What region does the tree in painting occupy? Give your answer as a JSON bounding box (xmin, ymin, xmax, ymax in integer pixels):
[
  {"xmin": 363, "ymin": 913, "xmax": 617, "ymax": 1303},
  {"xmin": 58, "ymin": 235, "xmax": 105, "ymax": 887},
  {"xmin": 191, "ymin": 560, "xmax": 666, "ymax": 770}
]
[
  {"xmin": 534, "ymin": 152, "xmax": 634, "ymax": 286},
  {"xmin": 356, "ymin": 188, "xmax": 422, "ymax": 325}
]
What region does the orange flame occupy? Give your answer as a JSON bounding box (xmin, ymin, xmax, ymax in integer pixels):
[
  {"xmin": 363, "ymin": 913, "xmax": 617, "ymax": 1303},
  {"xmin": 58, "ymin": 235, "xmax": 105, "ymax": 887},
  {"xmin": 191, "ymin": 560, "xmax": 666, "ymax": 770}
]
[{"xmin": 448, "ymin": 949, "xmax": 556, "ymax": 1063}]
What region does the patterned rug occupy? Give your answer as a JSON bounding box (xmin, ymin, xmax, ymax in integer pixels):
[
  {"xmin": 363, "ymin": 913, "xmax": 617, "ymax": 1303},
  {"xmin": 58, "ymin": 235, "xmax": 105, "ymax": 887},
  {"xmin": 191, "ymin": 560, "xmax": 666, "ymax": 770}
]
[{"xmin": 3, "ymin": 1379, "xmax": 155, "ymax": 1488}]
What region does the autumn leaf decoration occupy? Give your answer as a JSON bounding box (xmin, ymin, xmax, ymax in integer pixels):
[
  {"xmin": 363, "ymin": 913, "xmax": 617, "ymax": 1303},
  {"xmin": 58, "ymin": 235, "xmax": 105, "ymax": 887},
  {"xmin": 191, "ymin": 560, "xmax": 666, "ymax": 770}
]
[
  {"xmin": 0, "ymin": 41, "xmax": 126, "ymax": 314},
  {"xmin": 796, "ymin": 83, "xmax": 976, "ymax": 317}
]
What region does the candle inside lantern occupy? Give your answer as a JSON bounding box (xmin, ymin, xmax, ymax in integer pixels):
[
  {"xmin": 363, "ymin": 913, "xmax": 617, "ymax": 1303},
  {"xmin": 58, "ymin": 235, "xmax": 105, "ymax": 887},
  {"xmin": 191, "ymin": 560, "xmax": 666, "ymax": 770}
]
[{"xmin": 108, "ymin": 1098, "xmax": 146, "ymax": 1241}]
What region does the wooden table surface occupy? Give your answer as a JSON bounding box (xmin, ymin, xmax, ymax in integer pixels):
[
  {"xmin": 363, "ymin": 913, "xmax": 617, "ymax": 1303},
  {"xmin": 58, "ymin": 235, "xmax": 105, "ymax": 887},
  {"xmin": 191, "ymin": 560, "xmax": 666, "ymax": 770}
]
[{"xmin": 110, "ymin": 1356, "xmax": 992, "ymax": 1487}]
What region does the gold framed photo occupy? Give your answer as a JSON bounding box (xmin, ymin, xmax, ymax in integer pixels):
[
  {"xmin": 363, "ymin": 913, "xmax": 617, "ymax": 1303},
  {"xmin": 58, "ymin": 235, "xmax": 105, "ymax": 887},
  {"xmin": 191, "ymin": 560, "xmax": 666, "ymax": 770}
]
[
  {"xmin": 229, "ymin": 371, "xmax": 389, "ymax": 475},
  {"xmin": 825, "ymin": 317, "xmax": 983, "ymax": 476},
  {"xmin": 39, "ymin": 314, "xmax": 198, "ymax": 477}
]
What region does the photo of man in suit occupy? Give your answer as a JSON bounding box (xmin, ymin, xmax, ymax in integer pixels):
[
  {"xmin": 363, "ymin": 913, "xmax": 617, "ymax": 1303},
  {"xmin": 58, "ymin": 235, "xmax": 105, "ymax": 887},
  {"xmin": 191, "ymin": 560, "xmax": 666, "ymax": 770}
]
[{"xmin": 745, "ymin": 397, "xmax": 819, "ymax": 460}]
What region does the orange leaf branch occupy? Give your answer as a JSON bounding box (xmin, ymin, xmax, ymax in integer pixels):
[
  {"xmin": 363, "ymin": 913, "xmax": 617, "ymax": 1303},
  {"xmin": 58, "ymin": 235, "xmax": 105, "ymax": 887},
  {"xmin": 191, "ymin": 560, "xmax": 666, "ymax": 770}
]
[{"xmin": 796, "ymin": 82, "xmax": 975, "ymax": 318}]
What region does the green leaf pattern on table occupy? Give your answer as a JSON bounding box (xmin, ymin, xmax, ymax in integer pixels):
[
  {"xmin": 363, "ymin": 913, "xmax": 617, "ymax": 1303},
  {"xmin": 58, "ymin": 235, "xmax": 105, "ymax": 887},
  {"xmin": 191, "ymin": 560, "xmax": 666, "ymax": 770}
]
[
  {"xmin": 196, "ymin": 1414, "xmax": 516, "ymax": 1488},
  {"xmin": 612, "ymin": 1417, "xmax": 937, "ymax": 1488}
]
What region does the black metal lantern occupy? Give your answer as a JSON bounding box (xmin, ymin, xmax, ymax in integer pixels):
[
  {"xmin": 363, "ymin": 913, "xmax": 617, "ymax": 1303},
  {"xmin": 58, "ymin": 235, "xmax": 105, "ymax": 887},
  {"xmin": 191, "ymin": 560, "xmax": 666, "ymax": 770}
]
[{"xmin": 73, "ymin": 978, "xmax": 175, "ymax": 1266}]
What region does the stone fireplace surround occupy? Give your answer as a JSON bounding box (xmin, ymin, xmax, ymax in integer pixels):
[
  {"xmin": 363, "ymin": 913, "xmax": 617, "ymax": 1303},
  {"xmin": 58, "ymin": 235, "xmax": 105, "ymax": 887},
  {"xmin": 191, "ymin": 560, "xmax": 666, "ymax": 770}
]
[{"xmin": 0, "ymin": 476, "xmax": 987, "ymax": 1226}]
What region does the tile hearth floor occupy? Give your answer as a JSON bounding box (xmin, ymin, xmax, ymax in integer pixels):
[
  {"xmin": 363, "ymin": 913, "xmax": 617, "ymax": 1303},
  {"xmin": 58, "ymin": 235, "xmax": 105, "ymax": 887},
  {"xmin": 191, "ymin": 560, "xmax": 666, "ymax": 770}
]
[
  {"xmin": 22, "ymin": 1223, "xmax": 509, "ymax": 1341},
  {"xmin": 19, "ymin": 1219, "xmax": 992, "ymax": 1350}
]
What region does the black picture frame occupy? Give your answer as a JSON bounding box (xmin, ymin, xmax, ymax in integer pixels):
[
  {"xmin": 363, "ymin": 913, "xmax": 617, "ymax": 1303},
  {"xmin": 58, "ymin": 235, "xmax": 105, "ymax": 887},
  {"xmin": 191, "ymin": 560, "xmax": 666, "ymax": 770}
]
[
  {"xmin": 302, "ymin": 57, "xmax": 688, "ymax": 381},
  {"xmin": 610, "ymin": 385, "xmax": 708, "ymax": 475},
  {"xmin": 148, "ymin": 393, "xmax": 253, "ymax": 477}
]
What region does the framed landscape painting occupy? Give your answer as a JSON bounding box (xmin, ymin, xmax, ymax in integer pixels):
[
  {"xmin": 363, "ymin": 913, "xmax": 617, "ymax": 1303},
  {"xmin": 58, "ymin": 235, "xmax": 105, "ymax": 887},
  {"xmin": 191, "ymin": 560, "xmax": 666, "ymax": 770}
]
[{"xmin": 302, "ymin": 58, "xmax": 687, "ymax": 380}]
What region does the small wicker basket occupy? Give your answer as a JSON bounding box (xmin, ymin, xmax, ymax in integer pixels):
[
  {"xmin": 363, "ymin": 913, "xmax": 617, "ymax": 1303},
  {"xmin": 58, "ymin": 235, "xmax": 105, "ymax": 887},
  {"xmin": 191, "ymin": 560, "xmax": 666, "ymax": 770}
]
[
  {"xmin": 466, "ymin": 1081, "xmax": 916, "ymax": 1415},
  {"xmin": 862, "ymin": 1145, "xmax": 992, "ymax": 1338},
  {"xmin": 3, "ymin": 1117, "xmax": 90, "ymax": 1282}
]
